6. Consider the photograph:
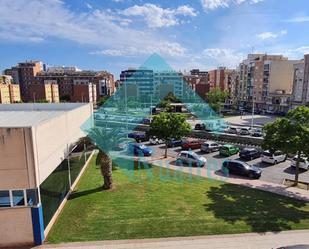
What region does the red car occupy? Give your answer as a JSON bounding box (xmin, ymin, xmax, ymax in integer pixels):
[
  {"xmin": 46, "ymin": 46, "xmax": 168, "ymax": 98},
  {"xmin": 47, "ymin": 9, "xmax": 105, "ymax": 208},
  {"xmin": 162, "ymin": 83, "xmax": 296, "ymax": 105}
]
[{"xmin": 181, "ymin": 140, "xmax": 204, "ymax": 150}]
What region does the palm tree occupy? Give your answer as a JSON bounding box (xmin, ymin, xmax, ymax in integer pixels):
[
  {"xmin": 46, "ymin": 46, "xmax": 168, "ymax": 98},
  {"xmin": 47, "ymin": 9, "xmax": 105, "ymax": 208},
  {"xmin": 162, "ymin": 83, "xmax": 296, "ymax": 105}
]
[{"xmin": 82, "ymin": 126, "xmax": 130, "ymax": 190}]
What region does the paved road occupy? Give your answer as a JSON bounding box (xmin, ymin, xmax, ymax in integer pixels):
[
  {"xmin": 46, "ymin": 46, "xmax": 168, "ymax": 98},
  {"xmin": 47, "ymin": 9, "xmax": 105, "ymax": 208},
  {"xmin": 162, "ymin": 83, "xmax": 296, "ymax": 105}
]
[
  {"xmin": 34, "ymin": 230, "xmax": 309, "ymax": 249},
  {"xmin": 144, "ymin": 142, "xmax": 309, "ymax": 185}
]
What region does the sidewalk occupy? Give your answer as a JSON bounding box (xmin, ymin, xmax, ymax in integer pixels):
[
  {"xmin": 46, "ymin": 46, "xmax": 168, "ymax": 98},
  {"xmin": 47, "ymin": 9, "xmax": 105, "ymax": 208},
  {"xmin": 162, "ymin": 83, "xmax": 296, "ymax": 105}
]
[
  {"xmin": 148, "ymin": 156, "xmax": 309, "ymax": 202},
  {"xmin": 35, "ymin": 230, "xmax": 309, "ymax": 249}
]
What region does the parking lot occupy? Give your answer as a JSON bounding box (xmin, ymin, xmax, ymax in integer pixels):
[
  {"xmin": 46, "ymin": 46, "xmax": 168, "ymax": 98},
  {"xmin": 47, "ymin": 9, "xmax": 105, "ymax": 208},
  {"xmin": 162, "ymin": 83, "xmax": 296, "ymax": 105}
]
[{"xmin": 140, "ymin": 140, "xmax": 309, "ymax": 185}]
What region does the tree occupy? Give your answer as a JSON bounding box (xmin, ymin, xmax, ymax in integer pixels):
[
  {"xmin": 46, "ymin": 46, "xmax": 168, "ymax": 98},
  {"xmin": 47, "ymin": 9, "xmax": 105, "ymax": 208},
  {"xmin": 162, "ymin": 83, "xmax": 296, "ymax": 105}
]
[
  {"xmin": 163, "ymin": 92, "xmax": 181, "ymax": 103},
  {"xmin": 206, "ymin": 88, "xmax": 229, "ymax": 113},
  {"xmin": 82, "ymin": 126, "xmax": 129, "ymax": 190},
  {"xmin": 149, "ymin": 112, "xmax": 191, "ymax": 158},
  {"xmin": 263, "ymin": 106, "xmax": 309, "ymax": 184},
  {"xmin": 97, "ymin": 96, "xmax": 109, "ymax": 107}
]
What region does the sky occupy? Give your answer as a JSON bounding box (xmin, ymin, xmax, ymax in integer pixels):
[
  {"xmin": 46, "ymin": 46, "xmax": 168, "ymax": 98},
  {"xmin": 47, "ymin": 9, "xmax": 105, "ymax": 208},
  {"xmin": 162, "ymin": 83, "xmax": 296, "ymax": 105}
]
[{"xmin": 0, "ymin": 0, "xmax": 309, "ymax": 78}]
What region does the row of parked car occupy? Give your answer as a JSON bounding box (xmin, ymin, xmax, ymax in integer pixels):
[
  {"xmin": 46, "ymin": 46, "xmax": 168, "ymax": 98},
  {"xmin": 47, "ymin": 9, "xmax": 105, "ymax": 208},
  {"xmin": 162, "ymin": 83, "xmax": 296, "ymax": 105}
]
[
  {"xmin": 126, "ymin": 132, "xmax": 309, "ymax": 171},
  {"xmin": 194, "ymin": 123, "xmax": 264, "ymax": 137}
]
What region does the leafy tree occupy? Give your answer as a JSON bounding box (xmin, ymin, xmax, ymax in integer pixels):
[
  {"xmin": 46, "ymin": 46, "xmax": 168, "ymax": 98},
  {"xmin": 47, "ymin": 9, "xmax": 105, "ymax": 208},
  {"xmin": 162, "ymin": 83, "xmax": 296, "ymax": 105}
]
[
  {"xmin": 149, "ymin": 112, "xmax": 191, "ymax": 158},
  {"xmin": 163, "ymin": 92, "xmax": 181, "ymax": 103},
  {"xmin": 206, "ymin": 88, "xmax": 229, "ymax": 113},
  {"xmin": 263, "ymin": 106, "xmax": 309, "ymax": 184}
]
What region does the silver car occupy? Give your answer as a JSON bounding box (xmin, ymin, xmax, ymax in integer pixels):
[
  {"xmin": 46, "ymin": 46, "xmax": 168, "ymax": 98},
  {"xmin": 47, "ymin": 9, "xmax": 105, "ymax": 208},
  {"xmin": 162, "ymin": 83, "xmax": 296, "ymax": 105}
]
[
  {"xmin": 176, "ymin": 151, "xmax": 207, "ymax": 167},
  {"xmin": 201, "ymin": 141, "xmax": 220, "ymax": 153}
]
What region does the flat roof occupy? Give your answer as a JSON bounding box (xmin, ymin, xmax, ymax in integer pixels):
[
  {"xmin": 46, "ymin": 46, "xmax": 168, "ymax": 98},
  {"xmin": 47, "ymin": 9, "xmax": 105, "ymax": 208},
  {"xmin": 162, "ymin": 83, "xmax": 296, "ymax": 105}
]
[{"xmin": 0, "ymin": 103, "xmax": 90, "ymax": 127}]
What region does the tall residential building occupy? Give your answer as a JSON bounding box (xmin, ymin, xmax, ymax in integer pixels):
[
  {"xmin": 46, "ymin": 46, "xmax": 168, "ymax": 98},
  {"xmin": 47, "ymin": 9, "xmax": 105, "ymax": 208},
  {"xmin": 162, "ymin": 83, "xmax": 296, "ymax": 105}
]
[
  {"xmin": 5, "ymin": 61, "xmax": 43, "ymax": 101},
  {"xmin": 28, "ymin": 84, "xmax": 59, "ymax": 103},
  {"xmin": 35, "ymin": 68, "xmax": 114, "ymax": 101},
  {"xmin": 208, "ymin": 67, "xmax": 227, "ymax": 91},
  {"xmin": 225, "ymin": 69, "xmax": 239, "ymax": 105},
  {"xmin": 292, "ymin": 54, "xmax": 309, "ymax": 107},
  {"xmin": 238, "ymin": 54, "xmax": 301, "ymax": 112}
]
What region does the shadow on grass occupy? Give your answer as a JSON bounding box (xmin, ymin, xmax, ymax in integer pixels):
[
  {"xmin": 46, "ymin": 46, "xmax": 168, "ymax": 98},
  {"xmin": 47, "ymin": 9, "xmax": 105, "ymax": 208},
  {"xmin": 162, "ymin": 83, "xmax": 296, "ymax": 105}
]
[
  {"xmin": 69, "ymin": 186, "xmax": 103, "ymax": 200},
  {"xmin": 204, "ymin": 183, "xmax": 309, "ymax": 233}
]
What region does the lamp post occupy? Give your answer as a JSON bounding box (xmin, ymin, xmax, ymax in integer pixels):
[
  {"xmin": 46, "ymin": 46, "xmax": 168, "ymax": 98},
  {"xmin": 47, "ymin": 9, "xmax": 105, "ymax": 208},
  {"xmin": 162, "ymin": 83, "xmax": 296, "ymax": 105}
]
[{"xmin": 251, "ymin": 87, "xmax": 255, "ymax": 130}]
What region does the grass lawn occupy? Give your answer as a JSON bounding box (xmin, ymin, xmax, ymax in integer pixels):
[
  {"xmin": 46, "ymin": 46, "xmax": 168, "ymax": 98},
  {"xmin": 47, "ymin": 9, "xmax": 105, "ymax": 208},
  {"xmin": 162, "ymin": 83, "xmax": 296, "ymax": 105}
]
[{"xmin": 47, "ymin": 155, "xmax": 309, "ymax": 243}]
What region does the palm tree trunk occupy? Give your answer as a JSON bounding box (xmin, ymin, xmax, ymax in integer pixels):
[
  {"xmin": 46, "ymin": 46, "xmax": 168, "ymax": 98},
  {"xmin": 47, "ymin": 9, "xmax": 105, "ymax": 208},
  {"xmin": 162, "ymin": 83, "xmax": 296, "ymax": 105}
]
[
  {"xmin": 97, "ymin": 150, "xmax": 113, "ymax": 190},
  {"xmin": 164, "ymin": 143, "xmax": 168, "ymax": 158},
  {"xmin": 295, "ymin": 150, "xmax": 300, "ymax": 185}
]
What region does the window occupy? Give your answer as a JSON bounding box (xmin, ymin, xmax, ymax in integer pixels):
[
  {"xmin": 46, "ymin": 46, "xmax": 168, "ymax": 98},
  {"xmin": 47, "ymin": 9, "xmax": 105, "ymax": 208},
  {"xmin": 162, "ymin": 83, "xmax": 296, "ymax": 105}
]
[
  {"xmin": 0, "ymin": 190, "xmax": 10, "ymax": 208},
  {"xmin": 27, "ymin": 189, "xmax": 39, "ymax": 206},
  {"xmin": 12, "ymin": 190, "xmax": 25, "ymax": 206}
]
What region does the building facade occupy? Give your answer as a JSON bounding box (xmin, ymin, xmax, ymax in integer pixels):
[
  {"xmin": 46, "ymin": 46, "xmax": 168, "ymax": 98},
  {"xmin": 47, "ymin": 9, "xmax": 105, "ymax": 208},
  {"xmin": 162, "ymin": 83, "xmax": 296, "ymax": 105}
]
[
  {"xmin": 0, "ymin": 103, "xmax": 93, "ymax": 247},
  {"xmin": 28, "ymin": 84, "xmax": 59, "ymax": 103},
  {"xmin": 238, "ymin": 54, "xmax": 301, "ymax": 112},
  {"xmin": 5, "ymin": 61, "xmax": 42, "ymax": 101}
]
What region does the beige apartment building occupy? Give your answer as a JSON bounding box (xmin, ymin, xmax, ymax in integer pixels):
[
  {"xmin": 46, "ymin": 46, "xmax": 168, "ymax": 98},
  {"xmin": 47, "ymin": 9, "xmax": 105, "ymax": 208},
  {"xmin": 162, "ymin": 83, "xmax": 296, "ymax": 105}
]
[
  {"xmin": 238, "ymin": 54, "xmax": 301, "ymax": 112},
  {"xmin": 0, "ymin": 103, "xmax": 93, "ymax": 247},
  {"xmin": 0, "ymin": 83, "xmax": 21, "ymax": 103}
]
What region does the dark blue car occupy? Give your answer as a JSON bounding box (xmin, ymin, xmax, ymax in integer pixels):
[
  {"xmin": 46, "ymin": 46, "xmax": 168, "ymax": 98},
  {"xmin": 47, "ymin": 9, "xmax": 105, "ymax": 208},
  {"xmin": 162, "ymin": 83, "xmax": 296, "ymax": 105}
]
[
  {"xmin": 167, "ymin": 138, "xmax": 183, "ymax": 148},
  {"xmin": 127, "ymin": 143, "xmax": 152, "ymax": 156},
  {"xmin": 128, "ymin": 132, "xmax": 148, "ymax": 142}
]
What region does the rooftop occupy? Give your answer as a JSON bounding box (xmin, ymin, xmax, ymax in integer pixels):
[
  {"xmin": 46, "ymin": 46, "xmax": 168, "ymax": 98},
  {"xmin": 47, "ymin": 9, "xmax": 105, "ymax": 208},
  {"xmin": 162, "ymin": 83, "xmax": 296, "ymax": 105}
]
[{"xmin": 0, "ymin": 103, "xmax": 89, "ymax": 127}]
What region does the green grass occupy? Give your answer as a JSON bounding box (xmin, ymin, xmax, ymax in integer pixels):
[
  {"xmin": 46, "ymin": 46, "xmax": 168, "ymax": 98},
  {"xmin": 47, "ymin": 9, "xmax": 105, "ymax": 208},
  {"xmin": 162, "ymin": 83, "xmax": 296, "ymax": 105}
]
[{"xmin": 47, "ymin": 155, "xmax": 309, "ymax": 243}]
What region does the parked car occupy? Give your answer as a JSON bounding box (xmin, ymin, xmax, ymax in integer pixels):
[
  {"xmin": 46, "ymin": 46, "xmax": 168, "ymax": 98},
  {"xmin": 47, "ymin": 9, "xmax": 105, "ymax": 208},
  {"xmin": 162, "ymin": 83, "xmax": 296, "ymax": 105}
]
[
  {"xmin": 261, "ymin": 150, "xmax": 287, "ymax": 164},
  {"xmin": 239, "ymin": 148, "xmax": 261, "ymax": 160},
  {"xmin": 291, "ymin": 155, "xmax": 309, "ymax": 171},
  {"xmin": 181, "ymin": 139, "xmax": 204, "ymax": 150},
  {"xmin": 221, "ymin": 159, "xmax": 262, "ymax": 179},
  {"xmin": 251, "ymin": 128, "xmax": 263, "ymax": 137},
  {"xmin": 226, "ymin": 126, "xmax": 239, "ymax": 134},
  {"xmin": 128, "ymin": 132, "xmax": 148, "ymax": 142},
  {"xmin": 219, "ymin": 144, "xmax": 240, "ymax": 157},
  {"xmin": 127, "ymin": 143, "xmax": 152, "ymax": 156},
  {"xmin": 194, "ymin": 123, "xmax": 206, "ymax": 130},
  {"xmin": 239, "ymin": 127, "xmax": 251, "ymax": 136},
  {"xmin": 177, "ymin": 151, "xmax": 207, "ymax": 167},
  {"xmin": 167, "ymin": 138, "xmax": 183, "ymax": 148},
  {"xmin": 201, "ymin": 141, "xmax": 221, "ymax": 153},
  {"xmin": 149, "ymin": 136, "xmax": 164, "ymax": 145}
]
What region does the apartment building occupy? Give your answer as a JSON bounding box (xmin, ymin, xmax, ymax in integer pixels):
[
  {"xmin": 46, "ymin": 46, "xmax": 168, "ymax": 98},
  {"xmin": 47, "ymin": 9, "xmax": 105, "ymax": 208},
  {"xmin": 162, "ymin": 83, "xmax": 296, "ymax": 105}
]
[
  {"xmin": 5, "ymin": 61, "xmax": 42, "ymax": 101},
  {"xmin": 28, "ymin": 84, "xmax": 59, "ymax": 103},
  {"xmin": 0, "ymin": 84, "xmax": 10, "ymax": 103},
  {"xmin": 35, "ymin": 68, "xmax": 114, "ymax": 102},
  {"xmin": 8, "ymin": 84, "xmax": 21, "ymax": 103},
  {"xmin": 238, "ymin": 54, "xmax": 301, "ymax": 112},
  {"xmin": 208, "ymin": 67, "xmax": 227, "ymax": 91},
  {"xmin": 72, "ymin": 82, "xmax": 97, "ymax": 103},
  {"xmin": 0, "ymin": 75, "xmax": 21, "ymax": 103},
  {"xmin": 183, "ymin": 69, "xmax": 209, "ymax": 100},
  {"xmin": 0, "ymin": 103, "xmax": 93, "ymax": 247}
]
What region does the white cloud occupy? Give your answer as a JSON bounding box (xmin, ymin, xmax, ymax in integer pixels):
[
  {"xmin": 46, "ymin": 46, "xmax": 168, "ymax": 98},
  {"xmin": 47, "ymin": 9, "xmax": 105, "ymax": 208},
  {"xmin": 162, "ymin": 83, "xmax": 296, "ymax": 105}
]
[
  {"xmin": 200, "ymin": 0, "xmax": 263, "ymax": 11},
  {"xmin": 202, "ymin": 48, "xmax": 245, "ymax": 67},
  {"xmin": 121, "ymin": 4, "xmax": 197, "ymax": 28},
  {"xmin": 284, "ymin": 16, "xmax": 309, "ymax": 23},
  {"xmin": 0, "ymin": 0, "xmax": 188, "ymax": 58},
  {"xmin": 257, "ymin": 30, "xmax": 287, "ymax": 40}
]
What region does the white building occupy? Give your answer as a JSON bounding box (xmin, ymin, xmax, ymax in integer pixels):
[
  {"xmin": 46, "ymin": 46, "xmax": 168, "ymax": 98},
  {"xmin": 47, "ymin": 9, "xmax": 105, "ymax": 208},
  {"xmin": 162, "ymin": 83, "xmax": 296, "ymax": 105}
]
[{"xmin": 0, "ymin": 103, "xmax": 93, "ymax": 247}]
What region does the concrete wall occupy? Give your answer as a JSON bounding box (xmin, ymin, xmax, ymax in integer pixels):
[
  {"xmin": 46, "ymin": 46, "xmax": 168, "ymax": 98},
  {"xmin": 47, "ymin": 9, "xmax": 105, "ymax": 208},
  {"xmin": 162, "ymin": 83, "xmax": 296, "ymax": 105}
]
[
  {"xmin": 34, "ymin": 104, "xmax": 92, "ymax": 183},
  {"xmin": 0, "ymin": 127, "xmax": 36, "ymax": 189},
  {"xmin": 0, "ymin": 208, "xmax": 33, "ymax": 247}
]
